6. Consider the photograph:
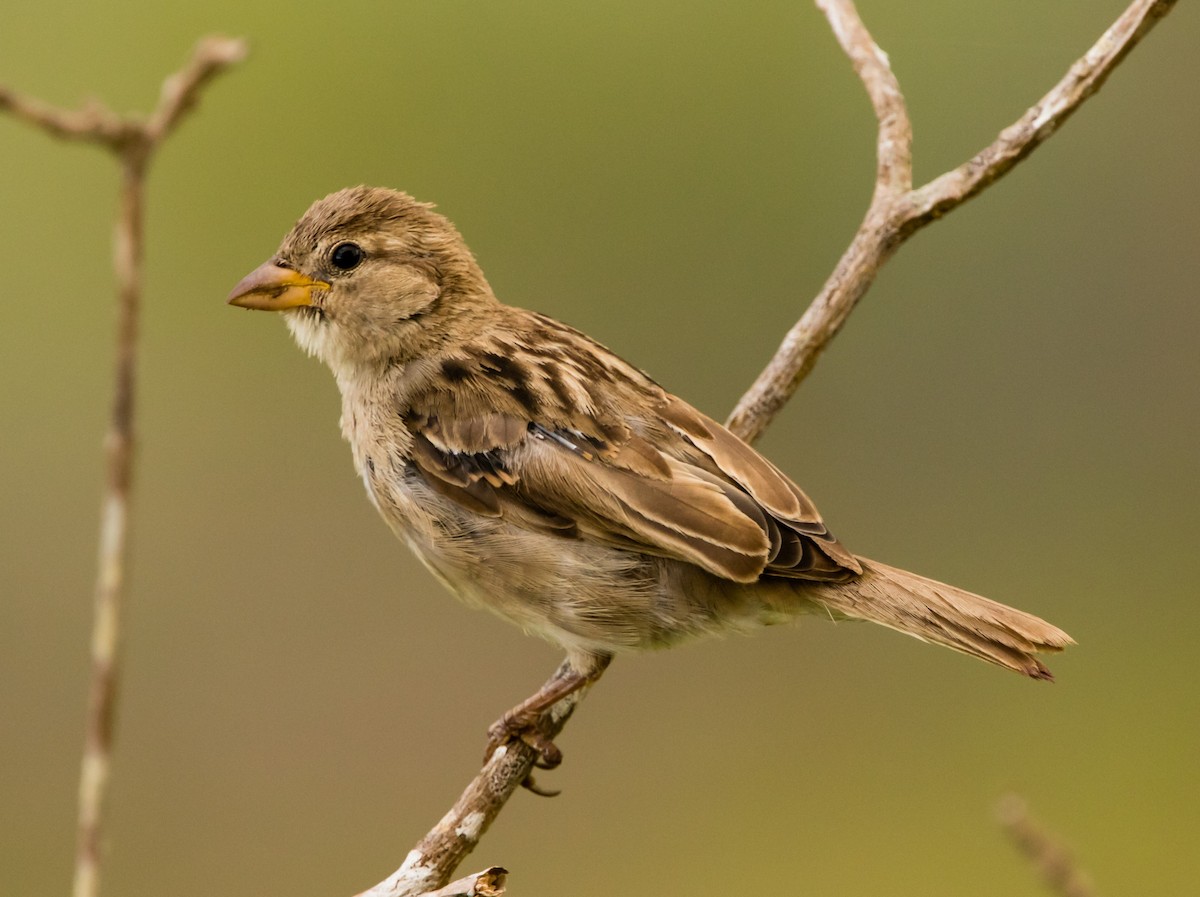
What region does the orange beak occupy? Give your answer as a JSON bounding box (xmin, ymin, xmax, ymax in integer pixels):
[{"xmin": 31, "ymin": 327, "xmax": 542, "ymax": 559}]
[{"xmin": 227, "ymin": 262, "xmax": 330, "ymax": 311}]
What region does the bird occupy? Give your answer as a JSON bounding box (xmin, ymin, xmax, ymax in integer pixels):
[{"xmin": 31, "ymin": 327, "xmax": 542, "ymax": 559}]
[{"xmin": 228, "ymin": 185, "xmax": 1073, "ymax": 769}]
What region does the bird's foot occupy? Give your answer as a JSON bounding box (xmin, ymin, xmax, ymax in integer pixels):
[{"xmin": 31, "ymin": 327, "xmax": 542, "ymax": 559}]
[
  {"xmin": 484, "ymin": 710, "xmax": 564, "ymax": 796},
  {"xmin": 482, "ymin": 653, "xmax": 612, "ymax": 796}
]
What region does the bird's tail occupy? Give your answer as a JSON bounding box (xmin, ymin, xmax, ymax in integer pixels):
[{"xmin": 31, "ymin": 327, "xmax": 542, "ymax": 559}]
[{"xmin": 805, "ymin": 557, "xmax": 1074, "ymax": 680}]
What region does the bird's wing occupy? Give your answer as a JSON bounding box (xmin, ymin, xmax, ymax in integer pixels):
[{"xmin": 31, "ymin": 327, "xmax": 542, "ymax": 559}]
[{"xmin": 403, "ymin": 323, "xmax": 860, "ymax": 584}]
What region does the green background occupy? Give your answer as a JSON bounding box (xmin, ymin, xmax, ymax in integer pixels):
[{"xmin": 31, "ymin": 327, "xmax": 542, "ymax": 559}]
[{"xmin": 2, "ymin": 2, "xmax": 1197, "ymax": 895}]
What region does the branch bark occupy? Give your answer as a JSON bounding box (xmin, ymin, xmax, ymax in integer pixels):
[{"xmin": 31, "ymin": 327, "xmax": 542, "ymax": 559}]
[
  {"xmin": 725, "ymin": 0, "xmax": 1176, "ymax": 444},
  {"xmin": 358, "ymin": 0, "xmax": 1174, "ymax": 891},
  {"xmin": 355, "ymin": 663, "xmax": 587, "ymax": 897},
  {"xmin": 1, "ymin": 36, "xmax": 246, "ymax": 897},
  {"xmin": 416, "ymin": 866, "xmax": 507, "ymax": 897}
]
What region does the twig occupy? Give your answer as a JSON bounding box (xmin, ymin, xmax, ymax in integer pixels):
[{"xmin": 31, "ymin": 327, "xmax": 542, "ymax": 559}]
[
  {"xmin": 817, "ymin": 0, "xmax": 912, "ymax": 200},
  {"xmin": 355, "ymin": 0, "xmax": 1175, "ymax": 893},
  {"xmin": 1, "ymin": 35, "xmax": 246, "ymax": 897},
  {"xmin": 998, "ymin": 795, "xmax": 1096, "ymax": 897},
  {"xmin": 725, "ymin": 0, "xmax": 1176, "ymax": 444},
  {"xmin": 414, "ymin": 866, "xmax": 506, "ymax": 897}
]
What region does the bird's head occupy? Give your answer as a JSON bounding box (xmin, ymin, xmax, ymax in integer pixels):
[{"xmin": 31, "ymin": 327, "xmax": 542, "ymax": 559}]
[{"xmin": 228, "ymin": 186, "xmax": 494, "ymax": 374}]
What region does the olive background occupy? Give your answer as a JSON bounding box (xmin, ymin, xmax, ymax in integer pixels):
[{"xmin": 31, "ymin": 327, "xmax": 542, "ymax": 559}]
[{"xmin": 2, "ymin": 2, "xmax": 1197, "ymax": 895}]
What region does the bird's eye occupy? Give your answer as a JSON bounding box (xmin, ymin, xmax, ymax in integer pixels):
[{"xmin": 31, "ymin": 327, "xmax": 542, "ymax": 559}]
[{"xmin": 330, "ymin": 242, "xmax": 365, "ymax": 271}]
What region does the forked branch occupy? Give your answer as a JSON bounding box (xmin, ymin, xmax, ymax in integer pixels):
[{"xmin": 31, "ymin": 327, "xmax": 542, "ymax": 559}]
[
  {"xmin": 363, "ymin": 0, "xmax": 1175, "ymax": 893},
  {"xmin": 1, "ymin": 36, "xmax": 246, "ymax": 897},
  {"xmin": 725, "ymin": 0, "xmax": 1176, "ymax": 444}
]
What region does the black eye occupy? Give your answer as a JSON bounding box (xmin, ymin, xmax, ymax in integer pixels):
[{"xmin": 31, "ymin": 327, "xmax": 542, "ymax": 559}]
[{"xmin": 330, "ymin": 242, "xmax": 364, "ymax": 271}]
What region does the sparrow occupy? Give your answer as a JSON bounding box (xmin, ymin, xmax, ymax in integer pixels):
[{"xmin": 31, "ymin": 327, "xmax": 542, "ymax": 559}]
[{"xmin": 228, "ymin": 186, "xmax": 1073, "ymax": 767}]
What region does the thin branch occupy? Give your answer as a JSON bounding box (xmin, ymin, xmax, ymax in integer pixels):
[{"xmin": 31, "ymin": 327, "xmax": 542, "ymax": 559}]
[
  {"xmin": 0, "ymin": 90, "xmax": 133, "ymax": 149},
  {"xmin": 364, "ymin": 0, "xmax": 1173, "ymax": 891},
  {"xmin": 726, "ymin": 0, "xmax": 1176, "ymax": 443},
  {"xmin": 356, "ymin": 663, "xmax": 588, "ymax": 897},
  {"xmin": 358, "ymin": 0, "xmax": 1175, "ymax": 891},
  {"xmin": 146, "ymin": 37, "xmax": 249, "ymax": 143},
  {"xmin": 816, "ymin": 0, "xmax": 912, "ymax": 199},
  {"xmin": 910, "ymin": 0, "xmax": 1177, "ymax": 226},
  {"xmin": 2, "ymin": 35, "xmax": 247, "ymax": 897},
  {"xmin": 998, "ymin": 795, "xmax": 1096, "ymax": 897}
]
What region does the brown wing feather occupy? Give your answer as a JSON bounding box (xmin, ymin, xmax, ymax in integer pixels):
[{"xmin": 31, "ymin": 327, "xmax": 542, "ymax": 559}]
[
  {"xmin": 401, "ymin": 322, "xmax": 859, "ymax": 584},
  {"xmin": 658, "ymin": 396, "xmax": 861, "ymax": 577}
]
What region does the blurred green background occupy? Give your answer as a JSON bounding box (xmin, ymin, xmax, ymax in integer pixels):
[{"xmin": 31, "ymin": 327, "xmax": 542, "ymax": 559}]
[{"xmin": 2, "ymin": 1, "xmax": 1197, "ymax": 895}]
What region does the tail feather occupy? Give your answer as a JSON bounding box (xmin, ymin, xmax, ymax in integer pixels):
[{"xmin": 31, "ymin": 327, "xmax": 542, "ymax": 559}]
[{"xmin": 809, "ymin": 557, "xmax": 1074, "ymax": 680}]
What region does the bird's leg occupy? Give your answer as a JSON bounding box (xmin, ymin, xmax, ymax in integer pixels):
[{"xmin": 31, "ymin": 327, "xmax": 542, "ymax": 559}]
[{"xmin": 485, "ymin": 653, "xmax": 612, "ymax": 775}]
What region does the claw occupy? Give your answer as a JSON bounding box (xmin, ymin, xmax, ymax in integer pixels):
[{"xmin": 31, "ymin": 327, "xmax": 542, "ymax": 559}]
[
  {"xmin": 518, "ymin": 728, "xmax": 562, "ymax": 768},
  {"xmin": 484, "ymin": 711, "xmax": 563, "ymax": 769},
  {"xmin": 520, "ymin": 773, "xmax": 561, "ymax": 798},
  {"xmin": 481, "ymin": 654, "xmax": 612, "ymax": 792}
]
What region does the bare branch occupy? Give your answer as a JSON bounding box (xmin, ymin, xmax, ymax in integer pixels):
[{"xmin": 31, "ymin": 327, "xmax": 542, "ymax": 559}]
[
  {"xmin": 910, "ymin": 0, "xmax": 1177, "ymax": 227},
  {"xmin": 815, "ymin": 0, "xmax": 912, "ymax": 198},
  {"xmin": 0, "ymin": 89, "xmax": 132, "ymax": 149},
  {"xmin": 355, "ymin": 662, "xmax": 587, "ymax": 897},
  {"xmin": 2, "ymin": 36, "xmax": 247, "ymax": 897},
  {"xmin": 726, "ymin": 0, "xmax": 1176, "ymax": 443},
  {"xmin": 998, "ymin": 795, "xmax": 1096, "ymax": 897},
  {"xmin": 146, "ymin": 36, "xmax": 248, "ymax": 143},
  {"xmin": 360, "ymin": 0, "xmax": 1175, "ymax": 890}
]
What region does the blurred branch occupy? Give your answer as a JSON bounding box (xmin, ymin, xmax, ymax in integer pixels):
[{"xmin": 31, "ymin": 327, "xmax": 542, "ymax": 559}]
[
  {"xmin": 998, "ymin": 795, "xmax": 1097, "ymax": 897},
  {"xmin": 1, "ymin": 35, "xmax": 246, "ymax": 897},
  {"xmin": 363, "ymin": 0, "xmax": 1176, "ymax": 893},
  {"xmin": 725, "ymin": 0, "xmax": 1177, "ymax": 443}
]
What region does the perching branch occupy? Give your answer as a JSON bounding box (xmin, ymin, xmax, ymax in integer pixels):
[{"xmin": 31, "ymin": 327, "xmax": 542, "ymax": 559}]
[
  {"xmin": 725, "ymin": 0, "xmax": 1176, "ymax": 444},
  {"xmin": 357, "ymin": 0, "xmax": 1174, "ymax": 893},
  {"xmin": 355, "ymin": 663, "xmax": 587, "ymax": 897},
  {"xmin": 998, "ymin": 795, "xmax": 1096, "ymax": 897},
  {"xmin": 1, "ymin": 36, "xmax": 246, "ymax": 897}
]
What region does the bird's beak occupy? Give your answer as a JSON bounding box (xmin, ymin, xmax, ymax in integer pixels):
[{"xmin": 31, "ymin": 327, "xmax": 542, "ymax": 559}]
[{"xmin": 227, "ymin": 262, "xmax": 330, "ymax": 311}]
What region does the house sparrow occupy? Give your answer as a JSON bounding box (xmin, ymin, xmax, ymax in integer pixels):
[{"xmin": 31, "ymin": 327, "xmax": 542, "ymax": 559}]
[{"xmin": 229, "ymin": 186, "xmax": 1072, "ymax": 766}]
